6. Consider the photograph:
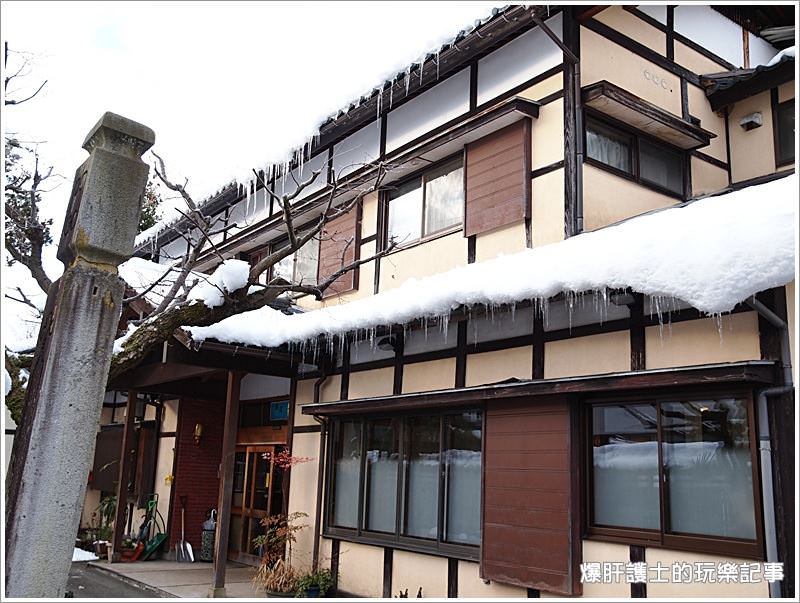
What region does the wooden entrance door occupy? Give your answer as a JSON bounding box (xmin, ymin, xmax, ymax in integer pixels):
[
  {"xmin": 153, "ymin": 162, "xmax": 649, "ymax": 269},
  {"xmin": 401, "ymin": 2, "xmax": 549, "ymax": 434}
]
[{"xmin": 228, "ymin": 445, "xmax": 286, "ymax": 564}]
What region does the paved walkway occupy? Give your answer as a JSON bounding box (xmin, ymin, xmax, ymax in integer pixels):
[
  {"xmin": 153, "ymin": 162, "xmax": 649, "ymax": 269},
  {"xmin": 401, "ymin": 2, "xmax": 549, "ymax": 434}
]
[
  {"xmin": 88, "ymin": 560, "xmax": 262, "ymax": 598},
  {"xmin": 68, "ymin": 562, "xmax": 161, "ymax": 598}
]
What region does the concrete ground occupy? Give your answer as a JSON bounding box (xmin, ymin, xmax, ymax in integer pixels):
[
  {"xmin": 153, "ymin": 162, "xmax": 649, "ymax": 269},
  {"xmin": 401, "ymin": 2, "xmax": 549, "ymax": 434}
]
[
  {"xmin": 67, "ymin": 561, "xmax": 162, "ymax": 598},
  {"xmin": 87, "ymin": 559, "xmax": 261, "ymax": 598}
]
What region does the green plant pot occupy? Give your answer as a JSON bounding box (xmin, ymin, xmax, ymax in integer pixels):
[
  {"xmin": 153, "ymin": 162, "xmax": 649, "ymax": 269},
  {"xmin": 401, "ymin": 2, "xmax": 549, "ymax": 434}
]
[{"xmin": 305, "ymin": 586, "xmax": 321, "ymax": 598}]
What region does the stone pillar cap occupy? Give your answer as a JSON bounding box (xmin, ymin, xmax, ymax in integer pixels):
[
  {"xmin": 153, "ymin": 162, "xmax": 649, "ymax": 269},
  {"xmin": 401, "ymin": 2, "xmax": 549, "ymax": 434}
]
[{"xmin": 82, "ymin": 112, "xmax": 155, "ymax": 157}]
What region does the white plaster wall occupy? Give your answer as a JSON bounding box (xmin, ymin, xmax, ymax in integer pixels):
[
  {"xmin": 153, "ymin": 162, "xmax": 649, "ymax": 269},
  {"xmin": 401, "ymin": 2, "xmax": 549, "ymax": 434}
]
[
  {"xmin": 239, "ymin": 374, "xmax": 290, "ymax": 400},
  {"xmin": 333, "ymin": 122, "xmax": 380, "ymax": 178},
  {"xmin": 391, "ymin": 549, "xmax": 448, "ymax": 597},
  {"xmin": 674, "ymin": 5, "xmax": 744, "ymax": 67},
  {"xmin": 337, "ymin": 541, "xmax": 384, "ymax": 597}
]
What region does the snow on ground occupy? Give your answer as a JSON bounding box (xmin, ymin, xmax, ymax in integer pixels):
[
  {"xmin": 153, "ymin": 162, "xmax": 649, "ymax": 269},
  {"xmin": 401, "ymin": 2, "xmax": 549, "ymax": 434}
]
[
  {"xmin": 72, "ymin": 548, "xmax": 99, "ymax": 562},
  {"xmin": 188, "ymin": 174, "xmax": 797, "ymax": 349}
]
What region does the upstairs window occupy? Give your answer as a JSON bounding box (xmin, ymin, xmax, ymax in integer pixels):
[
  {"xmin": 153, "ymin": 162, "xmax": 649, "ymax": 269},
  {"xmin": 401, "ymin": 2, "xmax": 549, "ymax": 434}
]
[
  {"xmin": 251, "ymin": 236, "xmax": 320, "ymax": 286},
  {"xmin": 775, "ymin": 98, "xmax": 795, "ymax": 167},
  {"xmin": 586, "ymin": 115, "xmax": 685, "ymax": 197},
  {"xmin": 387, "ymin": 158, "xmax": 464, "ymax": 245}
]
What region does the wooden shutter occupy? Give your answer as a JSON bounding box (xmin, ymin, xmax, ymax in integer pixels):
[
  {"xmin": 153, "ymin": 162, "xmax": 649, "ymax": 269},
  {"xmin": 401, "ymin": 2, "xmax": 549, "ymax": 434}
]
[
  {"xmin": 465, "ymin": 119, "xmax": 531, "ymax": 237},
  {"xmin": 481, "ymin": 398, "xmax": 581, "ymax": 595},
  {"xmin": 317, "ymin": 207, "xmax": 361, "ymax": 298},
  {"xmin": 92, "ymin": 425, "xmax": 123, "ymax": 493}
]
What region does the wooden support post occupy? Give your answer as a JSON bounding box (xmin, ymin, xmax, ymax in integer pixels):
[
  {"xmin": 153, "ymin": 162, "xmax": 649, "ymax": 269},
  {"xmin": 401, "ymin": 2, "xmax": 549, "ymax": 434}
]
[
  {"xmin": 209, "ymin": 371, "xmax": 242, "ymax": 598},
  {"xmin": 111, "ymin": 390, "xmax": 138, "ymax": 562}
]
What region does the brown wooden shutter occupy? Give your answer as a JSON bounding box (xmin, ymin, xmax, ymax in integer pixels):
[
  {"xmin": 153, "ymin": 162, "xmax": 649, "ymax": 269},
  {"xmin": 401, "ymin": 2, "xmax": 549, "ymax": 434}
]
[
  {"xmin": 481, "ymin": 398, "xmax": 581, "ymax": 595},
  {"xmin": 92, "ymin": 425, "xmax": 123, "ymax": 493},
  {"xmin": 465, "ymin": 119, "xmax": 531, "ymax": 237},
  {"xmin": 318, "ymin": 206, "xmax": 361, "ymax": 298}
]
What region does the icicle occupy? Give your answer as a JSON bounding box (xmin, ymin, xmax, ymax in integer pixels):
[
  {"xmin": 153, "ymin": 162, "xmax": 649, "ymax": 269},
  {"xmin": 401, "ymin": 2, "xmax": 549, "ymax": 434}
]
[
  {"xmin": 389, "ymin": 82, "xmax": 394, "ymax": 110},
  {"xmin": 435, "ymin": 49, "xmax": 441, "ymax": 80},
  {"xmin": 405, "ymin": 66, "xmax": 412, "ymax": 96},
  {"xmin": 419, "ymin": 56, "xmax": 425, "ymax": 87}
]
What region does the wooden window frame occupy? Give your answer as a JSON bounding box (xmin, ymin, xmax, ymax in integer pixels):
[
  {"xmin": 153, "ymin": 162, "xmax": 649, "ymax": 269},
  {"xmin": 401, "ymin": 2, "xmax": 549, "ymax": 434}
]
[
  {"xmin": 382, "ymin": 153, "xmax": 465, "ymax": 251},
  {"xmin": 584, "ymin": 387, "xmax": 765, "ymax": 560},
  {"xmin": 772, "ymin": 92, "xmax": 795, "ymax": 168},
  {"xmin": 323, "ymin": 407, "xmax": 482, "ymax": 561},
  {"xmin": 584, "ymin": 110, "xmax": 689, "ymax": 200}
]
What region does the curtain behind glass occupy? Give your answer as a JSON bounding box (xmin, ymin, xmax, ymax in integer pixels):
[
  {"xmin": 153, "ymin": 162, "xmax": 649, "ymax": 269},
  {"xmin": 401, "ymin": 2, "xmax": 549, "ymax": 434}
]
[
  {"xmin": 403, "ymin": 416, "xmax": 440, "ymax": 539},
  {"xmin": 365, "ymin": 419, "xmax": 399, "ymax": 533},
  {"xmin": 295, "ymin": 237, "xmax": 319, "ymax": 285},
  {"xmin": 424, "ymin": 161, "xmax": 463, "ymax": 235},
  {"xmin": 661, "ymin": 398, "xmax": 756, "ymax": 539},
  {"xmin": 444, "ymin": 411, "xmax": 482, "ymax": 545},
  {"xmin": 586, "ymin": 121, "xmax": 632, "ymax": 173},
  {"xmin": 332, "ymin": 420, "xmax": 361, "ymax": 528},
  {"xmin": 592, "ymin": 404, "xmax": 660, "ymax": 530}
]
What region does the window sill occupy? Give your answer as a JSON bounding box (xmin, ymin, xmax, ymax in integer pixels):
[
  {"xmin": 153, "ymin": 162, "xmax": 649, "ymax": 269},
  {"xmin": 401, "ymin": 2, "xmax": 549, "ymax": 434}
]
[
  {"xmin": 586, "ymin": 529, "xmax": 764, "ymax": 561},
  {"xmin": 323, "ymin": 528, "xmax": 480, "ymax": 562},
  {"xmin": 384, "ymin": 224, "xmax": 464, "ymax": 255},
  {"xmin": 585, "ymin": 157, "xmax": 685, "ymax": 201}
]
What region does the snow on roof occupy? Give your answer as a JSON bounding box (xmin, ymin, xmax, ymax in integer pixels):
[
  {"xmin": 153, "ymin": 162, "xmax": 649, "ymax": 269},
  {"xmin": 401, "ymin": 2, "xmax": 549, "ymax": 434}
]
[
  {"xmin": 766, "ymin": 45, "xmax": 796, "ymax": 67},
  {"xmin": 188, "ymin": 174, "xmax": 798, "ymax": 349}
]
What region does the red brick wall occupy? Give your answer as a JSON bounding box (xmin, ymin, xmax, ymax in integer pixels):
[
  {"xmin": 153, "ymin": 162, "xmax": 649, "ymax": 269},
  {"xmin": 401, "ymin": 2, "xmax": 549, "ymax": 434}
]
[{"xmin": 169, "ymin": 397, "xmax": 226, "ymax": 549}]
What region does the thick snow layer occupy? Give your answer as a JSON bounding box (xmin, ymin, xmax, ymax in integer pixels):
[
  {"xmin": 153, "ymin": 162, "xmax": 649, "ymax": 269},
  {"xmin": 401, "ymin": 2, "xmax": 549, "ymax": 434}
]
[
  {"xmin": 766, "ymin": 45, "xmax": 796, "ymax": 67},
  {"xmin": 189, "ymin": 175, "xmax": 797, "ymax": 348},
  {"xmin": 5, "ymin": 336, "xmax": 37, "ymax": 354},
  {"xmin": 72, "ymin": 547, "xmax": 99, "ymax": 562},
  {"xmin": 118, "ymin": 257, "xmax": 183, "ymax": 307},
  {"xmin": 187, "ymin": 259, "xmax": 250, "ymax": 308},
  {"xmin": 3, "ymin": 368, "xmax": 11, "ymax": 396}
]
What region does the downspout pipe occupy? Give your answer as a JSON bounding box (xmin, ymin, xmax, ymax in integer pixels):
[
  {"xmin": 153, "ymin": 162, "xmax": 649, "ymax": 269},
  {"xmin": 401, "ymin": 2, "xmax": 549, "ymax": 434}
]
[
  {"xmin": 310, "ymin": 369, "xmax": 330, "ymax": 572},
  {"xmin": 746, "ymin": 295, "xmax": 793, "ymax": 598}
]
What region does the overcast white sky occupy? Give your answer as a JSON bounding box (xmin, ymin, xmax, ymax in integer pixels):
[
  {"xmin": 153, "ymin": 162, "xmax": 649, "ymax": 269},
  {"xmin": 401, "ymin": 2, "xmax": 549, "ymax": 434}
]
[{"xmin": 1, "ymin": 0, "xmax": 501, "ymax": 344}]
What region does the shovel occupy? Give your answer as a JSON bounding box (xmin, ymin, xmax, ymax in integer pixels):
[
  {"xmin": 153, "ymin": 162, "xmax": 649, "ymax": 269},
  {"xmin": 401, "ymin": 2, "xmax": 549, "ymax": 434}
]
[{"xmin": 177, "ymin": 496, "xmax": 194, "ymax": 562}]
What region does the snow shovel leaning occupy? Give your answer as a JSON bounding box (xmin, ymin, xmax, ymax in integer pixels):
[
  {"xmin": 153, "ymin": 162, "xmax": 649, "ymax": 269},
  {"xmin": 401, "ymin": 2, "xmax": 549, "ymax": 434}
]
[{"xmin": 177, "ymin": 496, "xmax": 194, "ymax": 562}]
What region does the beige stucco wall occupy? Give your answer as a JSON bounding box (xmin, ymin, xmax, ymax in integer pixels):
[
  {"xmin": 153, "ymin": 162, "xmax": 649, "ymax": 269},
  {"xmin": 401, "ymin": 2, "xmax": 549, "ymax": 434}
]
[
  {"xmin": 465, "ymin": 346, "xmax": 533, "ymax": 387},
  {"xmin": 337, "ymin": 541, "xmax": 384, "ymax": 597},
  {"xmin": 402, "ymin": 358, "xmax": 456, "ymax": 393},
  {"xmin": 645, "ymin": 312, "xmax": 761, "ymax": 370},
  {"xmin": 594, "ymin": 5, "xmax": 666, "ymax": 55},
  {"xmin": 348, "ymin": 367, "xmax": 394, "ymax": 399},
  {"xmin": 379, "ymin": 232, "xmax": 467, "ymax": 292},
  {"xmin": 532, "ymin": 169, "xmax": 565, "ymax": 247},
  {"xmin": 778, "ymin": 81, "xmax": 794, "ymax": 103},
  {"xmin": 361, "ymin": 191, "xmax": 379, "ymax": 238},
  {"xmin": 391, "ymin": 550, "xmax": 448, "ymax": 598},
  {"xmin": 532, "ymin": 98, "xmax": 564, "ymax": 170},
  {"xmin": 687, "ymin": 82, "xmax": 728, "ymax": 162},
  {"xmin": 475, "ymin": 221, "xmax": 528, "ymax": 262},
  {"xmin": 319, "ymin": 374, "xmax": 342, "ymax": 403},
  {"xmin": 582, "ymin": 27, "xmax": 682, "ymax": 116},
  {"xmin": 787, "ymin": 281, "xmax": 796, "ymax": 377},
  {"xmin": 518, "ymin": 73, "xmax": 563, "ymax": 103},
  {"xmin": 691, "ymin": 156, "xmax": 728, "ymax": 197},
  {"xmin": 545, "ymin": 330, "xmax": 630, "ymax": 379},
  {"xmin": 153, "ymin": 435, "xmax": 175, "ymax": 535},
  {"xmin": 81, "ymin": 488, "xmax": 101, "ymax": 528},
  {"xmin": 674, "ymin": 40, "xmax": 731, "ymax": 77},
  {"xmin": 583, "ymin": 164, "xmax": 676, "ymax": 231},
  {"xmin": 728, "ymin": 90, "xmax": 777, "ymax": 183},
  {"xmin": 161, "ymin": 398, "xmax": 179, "ymax": 433},
  {"xmin": 293, "ymin": 379, "xmax": 317, "ymax": 427},
  {"xmin": 458, "ymin": 560, "xmax": 527, "ymax": 597},
  {"xmin": 286, "ymin": 432, "xmax": 320, "ymax": 570},
  {"xmin": 645, "ymin": 548, "xmax": 769, "ymax": 597},
  {"xmin": 581, "ymin": 540, "xmax": 632, "ymax": 598}
]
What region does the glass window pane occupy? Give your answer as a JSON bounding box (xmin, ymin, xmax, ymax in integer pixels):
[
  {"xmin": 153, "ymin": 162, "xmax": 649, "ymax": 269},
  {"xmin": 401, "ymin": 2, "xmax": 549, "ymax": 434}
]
[
  {"xmin": 332, "ymin": 420, "xmax": 361, "ymax": 529},
  {"xmin": 661, "ymin": 398, "xmax": 756, "ymax": 539},
  {"xmin": 444, "ymin": 411, "xmax": 482, "ymax": 545},
  {"xmin": 232, "ymin": 452, "xmax": 246, "ymax": 508},
  {"xmin": 272, "ymin": 248, "xmax": 295, "ymax": 283},
  {"xmin": 403, "ymin": 416, "xmax": 440, "ymax": 540},
  {"xmin": 364, "ymin": 418, "xmax": 399, "ymax": 533},
  {"xmin": 388, "ymin": 181, "xmax": 423, "ymax": 244},
  {"xmin": 252, "ymin": 452, "xmax": 270, "ymax": 511},
  {"xmin": 592, "ymin": 404, "xmax": 660, "ymax": 530},
  {"xmin": 424, "ymin": 160, "xmax": 463, "ymax": 235},
  {"xmin": 295, "ymin": 237, "xmax": 319, "ymax": 285},
  {"xmin": 639, "ymin": 139, "xmax": 683, "ymax": 194},
  {"xmin": 586, "ymin": 120, "xmax": 633, "ymax": 173},
  {"xmin": 777, "ymin": 100, "xmax": 795, "ymax": 163}
]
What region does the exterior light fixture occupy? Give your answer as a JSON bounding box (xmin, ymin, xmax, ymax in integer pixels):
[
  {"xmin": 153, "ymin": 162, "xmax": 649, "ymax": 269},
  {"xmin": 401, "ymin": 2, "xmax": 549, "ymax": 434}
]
[
  {"xmin": 193, "ymin": 423, "xmax": 203, "ymax": 446},
  {"xmin": 739, "ymin": 112, "xmax": 763, "ymax": 131}
]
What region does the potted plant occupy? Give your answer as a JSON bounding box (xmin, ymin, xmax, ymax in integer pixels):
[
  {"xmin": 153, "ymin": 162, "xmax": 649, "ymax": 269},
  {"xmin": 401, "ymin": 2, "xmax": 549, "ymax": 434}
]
[
  {"xmin": 254, "ymin": 558, "xmax": 299, "ymax": 598},
  {"xmin": 295, "ymin": 568, "xmax": 333, "ymax": 598},
  {"xmin": 251, "ymin": 512, "xmax": 308, "ymax": 597}
]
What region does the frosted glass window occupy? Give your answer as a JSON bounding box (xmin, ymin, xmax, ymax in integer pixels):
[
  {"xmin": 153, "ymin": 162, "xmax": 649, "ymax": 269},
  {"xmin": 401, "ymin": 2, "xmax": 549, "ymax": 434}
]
[
  {"xmin": 295, "ymin": 237, "xmax": 320, "ymax": 285},
  {"xmin": 424, "ymin": 160, "xmax": 463, "ymax": 234},
  {"xmin": 444, "ymin": 411, "xmax": 482, "ymax": 545},
  {"xmin": 387, "ymin": 181, "xmax": 423, "ymax": 244},
  {"xmin": 272, "ymin": 248, "xmax": 294, "ymax": 283},
  {"xmin": 364, "ymin": 419, "xmax": 399, "ymax": 533},
  {"xmin": 592, "ymin": 404, "xmax": 660, "ymax": 530},
  {"xmin": 661, "ymin": 398, "xmax": 756, "ymax": 540},
  {"xmin": 332, "ymin": 420, "xmax": 361, "ymax": 529},
  {"xmin": 587, "ymin": 119, "xmax": 632, "ymax": 173},
  {"xmin": 639, "ymin": 139, "xmax": 683, "ymax": 194},
  {"xmin": 403, "ymin": 416, "xmax": 440, "ymax": 539}
]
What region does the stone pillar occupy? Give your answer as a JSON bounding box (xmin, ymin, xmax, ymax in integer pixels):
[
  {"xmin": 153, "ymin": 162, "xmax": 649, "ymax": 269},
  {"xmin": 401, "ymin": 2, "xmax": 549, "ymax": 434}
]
[{"xmin": 5, "ymin": 113, "xmax": 154, "ymax": 598}]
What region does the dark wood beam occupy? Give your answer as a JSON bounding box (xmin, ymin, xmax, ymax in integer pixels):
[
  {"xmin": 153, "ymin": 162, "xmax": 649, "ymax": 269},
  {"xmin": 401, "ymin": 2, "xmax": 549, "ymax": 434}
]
[
  {"xmin": 210, "ymin": 371, "xmax": 242, "ymax": 597},
  {"xmin": 110, "ymin": 390, "xmax": 137, "ymax": 562}
]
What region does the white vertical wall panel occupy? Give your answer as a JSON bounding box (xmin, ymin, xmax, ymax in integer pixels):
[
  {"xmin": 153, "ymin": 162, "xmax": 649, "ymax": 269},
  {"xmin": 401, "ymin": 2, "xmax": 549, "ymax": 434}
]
[
  {"xmin": 275, "ymin": 151, "xmax": 329, "ymax": 200},
  {"xmin": 385, "ymin": 68, "xmax": 470, "ymax": 153},
  {"xmin": 240, "ymin": 374, "xmax": 291, "ymax": 399},
  {"xmin": 158, "ymin": 237, "xmax": 187, "ymax": 264},
  {"xmin": 477, "ymin": 12, "xmax": 563, "ymax": 106},
  {"xmin": 674, "ymin": 5, "xmax": 744, "ymax": 67},
  {"xmin": 748, "ymin": 32, "xmax": 779, "ymax": 67},
  {"xmin": 637, "ymin": 4, "xmax": 667, "ymax": 25},
  {"xmin": 333, "ymin": 122, "xmax": 381, "ymax": 178}
]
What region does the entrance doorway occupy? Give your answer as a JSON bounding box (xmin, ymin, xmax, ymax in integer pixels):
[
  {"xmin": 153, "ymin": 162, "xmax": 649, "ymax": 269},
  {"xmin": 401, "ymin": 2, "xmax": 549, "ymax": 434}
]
[{"xmin": 228, "ymin": 445, "xmax": 286, "ymax": 564}]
